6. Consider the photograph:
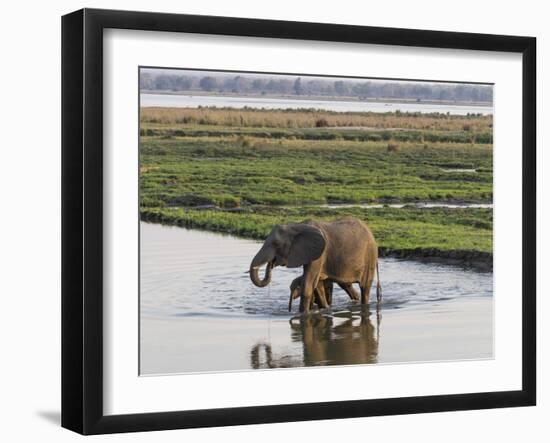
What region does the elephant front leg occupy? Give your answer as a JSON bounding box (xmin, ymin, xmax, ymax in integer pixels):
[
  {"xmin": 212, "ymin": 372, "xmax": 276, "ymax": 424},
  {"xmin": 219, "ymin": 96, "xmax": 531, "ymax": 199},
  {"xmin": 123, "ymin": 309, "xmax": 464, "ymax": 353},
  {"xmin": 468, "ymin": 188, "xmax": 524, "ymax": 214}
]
[
  {"xmin": 299, "ymin": 284, "xmax": 313, "ymax": 313},
  {"xmin": 299, "ymin": 267, "xmax": 318, "ymax": 314}
]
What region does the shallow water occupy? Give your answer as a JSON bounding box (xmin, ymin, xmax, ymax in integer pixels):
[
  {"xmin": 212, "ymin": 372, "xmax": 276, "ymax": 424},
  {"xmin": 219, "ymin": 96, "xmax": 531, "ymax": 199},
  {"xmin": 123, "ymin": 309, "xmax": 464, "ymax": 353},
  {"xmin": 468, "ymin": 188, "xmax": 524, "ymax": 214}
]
[
  {"xmin": 319, "ymin": 202, "xmax": 493, "ymax": 209},
  {"xmin": 140, "ymin": 222, "xmax": 492, "ymax": 319},
  {"xmin": 140, "ymin": 93, "xmax": 493, "ymax": 115},
  {"xmin": 140, "ymin": 222, "xmax": 493, "ymax": 374}
]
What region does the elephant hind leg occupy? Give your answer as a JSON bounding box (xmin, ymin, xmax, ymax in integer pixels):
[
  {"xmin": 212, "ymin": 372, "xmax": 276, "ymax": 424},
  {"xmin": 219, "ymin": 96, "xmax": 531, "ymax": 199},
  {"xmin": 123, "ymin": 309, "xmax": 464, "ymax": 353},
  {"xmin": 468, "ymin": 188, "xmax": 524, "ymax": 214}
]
[
  {"xmin": 360, "ymin": 283, "xmax": 372, "ymax": 305},
  {"xmin": 360, "ymin": 267, "xmax": 375, "ymax": 305}
]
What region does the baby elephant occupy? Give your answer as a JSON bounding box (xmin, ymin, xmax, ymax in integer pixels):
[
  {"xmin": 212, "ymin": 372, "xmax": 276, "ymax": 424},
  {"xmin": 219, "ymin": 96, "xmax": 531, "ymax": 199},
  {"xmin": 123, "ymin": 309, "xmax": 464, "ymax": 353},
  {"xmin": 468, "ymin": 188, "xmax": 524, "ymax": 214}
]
[{"xmin": 288, "ymin": 276, "xmax": 360, "ymax": 312}]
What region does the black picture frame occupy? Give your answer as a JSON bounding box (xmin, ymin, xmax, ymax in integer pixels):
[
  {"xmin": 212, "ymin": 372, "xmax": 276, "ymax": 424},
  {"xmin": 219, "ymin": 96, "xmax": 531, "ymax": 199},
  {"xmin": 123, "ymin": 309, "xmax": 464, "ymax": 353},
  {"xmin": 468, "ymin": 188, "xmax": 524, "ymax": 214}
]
[{"xmin": 61, "ymin": 8, "xmax": 536, "ymax": 435}]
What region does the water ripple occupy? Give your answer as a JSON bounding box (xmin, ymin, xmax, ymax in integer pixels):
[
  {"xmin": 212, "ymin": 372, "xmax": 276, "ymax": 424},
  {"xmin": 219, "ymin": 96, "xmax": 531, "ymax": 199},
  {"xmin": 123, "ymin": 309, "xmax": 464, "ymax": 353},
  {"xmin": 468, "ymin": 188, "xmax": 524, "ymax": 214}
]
[{"xmin": 140, "ymin": 222, "xmax": 493, "ymax": 318}]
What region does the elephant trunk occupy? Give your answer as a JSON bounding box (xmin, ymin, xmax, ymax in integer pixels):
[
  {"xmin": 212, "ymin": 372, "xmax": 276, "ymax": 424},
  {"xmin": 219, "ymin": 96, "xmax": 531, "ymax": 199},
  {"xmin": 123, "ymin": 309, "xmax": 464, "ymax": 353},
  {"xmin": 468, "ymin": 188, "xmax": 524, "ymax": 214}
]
[
  {"xmin": 249, "ymin": 245, "xmax": 275, "ymax": 287},
  {"xmin": 249, "ymin": 262, "xmax": 273, "ymax": 287}
]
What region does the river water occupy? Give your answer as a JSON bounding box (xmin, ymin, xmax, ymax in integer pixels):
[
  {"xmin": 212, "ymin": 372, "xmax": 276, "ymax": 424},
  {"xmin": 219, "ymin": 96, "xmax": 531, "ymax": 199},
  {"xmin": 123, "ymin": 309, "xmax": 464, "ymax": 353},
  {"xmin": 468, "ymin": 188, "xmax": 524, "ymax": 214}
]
[
  {"xmin": 140, "ymin": 222, "xmax": 493, "ymax": 374},
  {"xmin": 319, "ymin": 202, "xmax": 493, "ymax": 209},
  {"xmin": 140, "ymin": 93, "xmax": 493, "ymax": 115}
]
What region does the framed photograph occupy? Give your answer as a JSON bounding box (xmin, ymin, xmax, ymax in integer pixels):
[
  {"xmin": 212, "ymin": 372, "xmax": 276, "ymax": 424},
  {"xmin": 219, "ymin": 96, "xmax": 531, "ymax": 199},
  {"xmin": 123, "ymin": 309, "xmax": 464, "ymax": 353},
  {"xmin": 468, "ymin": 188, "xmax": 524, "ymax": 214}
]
[{"xmin": 62, "ymin": 8, "xmax": 536, "ymax": 435}]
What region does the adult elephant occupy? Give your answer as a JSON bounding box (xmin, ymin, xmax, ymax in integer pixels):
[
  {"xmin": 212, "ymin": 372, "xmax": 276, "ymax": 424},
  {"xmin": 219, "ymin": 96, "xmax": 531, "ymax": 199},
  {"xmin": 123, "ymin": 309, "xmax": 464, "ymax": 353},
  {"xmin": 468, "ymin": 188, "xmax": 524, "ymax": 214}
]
[{"xmin": 249, "ymin": 217, "xmax": 381, "ymax": 312}]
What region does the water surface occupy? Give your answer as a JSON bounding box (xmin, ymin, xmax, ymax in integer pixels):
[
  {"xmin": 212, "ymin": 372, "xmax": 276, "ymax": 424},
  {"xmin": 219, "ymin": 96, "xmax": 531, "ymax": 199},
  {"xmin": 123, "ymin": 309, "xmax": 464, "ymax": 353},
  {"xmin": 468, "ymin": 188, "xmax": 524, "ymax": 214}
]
[
  {"xmin": 141, "ymin": 93, "xmax": 493, "ymax": 115},
  {"xmin": 140, "ymin": 222, "xmax": 493, "ymax": 374}
]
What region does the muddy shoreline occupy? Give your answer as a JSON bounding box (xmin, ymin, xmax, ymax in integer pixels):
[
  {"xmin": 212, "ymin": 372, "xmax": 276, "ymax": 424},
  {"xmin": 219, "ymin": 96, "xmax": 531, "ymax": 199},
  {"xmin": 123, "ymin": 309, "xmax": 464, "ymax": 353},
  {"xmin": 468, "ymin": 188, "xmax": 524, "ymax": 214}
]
[{"xmin": 379, "ymin": 248, "xmax": 492, "ymax": 272}]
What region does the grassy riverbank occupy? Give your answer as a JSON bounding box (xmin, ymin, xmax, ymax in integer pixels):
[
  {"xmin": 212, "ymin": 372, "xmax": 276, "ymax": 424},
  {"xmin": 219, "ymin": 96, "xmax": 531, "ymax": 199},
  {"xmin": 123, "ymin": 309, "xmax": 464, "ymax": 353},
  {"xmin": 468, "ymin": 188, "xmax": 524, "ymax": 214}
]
[
  {"xmin": 140, "ymin": 107, "xmax": 493, "ymax": 268},
  {"xmin": 141, "ymin": 206, "xmax": 492, "ymax": 269}
]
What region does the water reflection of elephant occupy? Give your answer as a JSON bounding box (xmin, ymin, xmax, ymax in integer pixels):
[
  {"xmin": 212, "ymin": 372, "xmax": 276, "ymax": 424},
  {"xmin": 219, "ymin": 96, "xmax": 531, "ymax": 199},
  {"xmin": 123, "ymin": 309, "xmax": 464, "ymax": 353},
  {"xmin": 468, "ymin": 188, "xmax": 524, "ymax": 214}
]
[{"xmin": 250, "ymin": 308, "xmax": 380, "ymax": 369}]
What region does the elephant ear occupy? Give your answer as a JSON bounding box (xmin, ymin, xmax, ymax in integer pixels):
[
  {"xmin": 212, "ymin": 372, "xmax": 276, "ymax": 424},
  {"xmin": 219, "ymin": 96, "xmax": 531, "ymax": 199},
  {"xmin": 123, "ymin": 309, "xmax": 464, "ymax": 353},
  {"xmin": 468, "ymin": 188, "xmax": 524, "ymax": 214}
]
[{"xmin": 287, "ymin": 224, "xmax": 326, "ymax": 268}]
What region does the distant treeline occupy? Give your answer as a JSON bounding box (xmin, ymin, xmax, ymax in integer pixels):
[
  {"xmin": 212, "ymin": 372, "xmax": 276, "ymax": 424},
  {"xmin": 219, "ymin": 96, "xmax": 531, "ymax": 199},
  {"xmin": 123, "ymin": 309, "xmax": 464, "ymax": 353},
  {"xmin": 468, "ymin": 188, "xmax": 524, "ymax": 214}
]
[{"xmin": 140, "ymin": 71, "xmax": 493, "ymax": 104}]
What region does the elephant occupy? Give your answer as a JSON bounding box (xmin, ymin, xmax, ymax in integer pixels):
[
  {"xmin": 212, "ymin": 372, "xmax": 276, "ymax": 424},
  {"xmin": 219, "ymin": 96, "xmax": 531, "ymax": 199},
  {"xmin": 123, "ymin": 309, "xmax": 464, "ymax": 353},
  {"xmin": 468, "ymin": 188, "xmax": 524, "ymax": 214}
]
[
  {"xmin": 288, "ymin": 275, "xmax": 360, "ymax": 312},
  {"xmin": 249, "ymin": 216, "xmax": 381, "ymax": 313}
]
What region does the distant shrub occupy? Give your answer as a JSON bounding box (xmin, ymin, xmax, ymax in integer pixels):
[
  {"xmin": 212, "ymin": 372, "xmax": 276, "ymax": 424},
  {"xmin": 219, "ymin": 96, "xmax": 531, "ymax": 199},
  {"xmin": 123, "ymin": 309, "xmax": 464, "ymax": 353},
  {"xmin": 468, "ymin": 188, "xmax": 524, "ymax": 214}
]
[
  {"xmin": 142, "ymin": 128, "xmax": 154, "ymax": 136},
  {"xmin": 315, "ymin": 117, "xmax": 329, "ymax": 127},
  {"xmin": 387, "ymin": 142, "xmax": 400, "ymax": 153},
  {"xmin": 237, "ymin": 135, "xmax": 255, "ymax": 148},
  {"xmin": 168, "ymin": 194, "xmax": 214, "ymax": 207},
  {"xmin": 216, "ymin": 195, "xmax": 241, "ymax": 208},
  {"xmin": 146, "ymin": 146, "xmax": 168, "ymax": 155},
  {"xmin": 475, "ymin": 132, "xmax": 492, "ymax": 143},
  {"xmin": 139, "ymin": 197, "xmax": 165, "ymax": 208},
  {"xmin": 140, "ymin": 107, "xmax": 493, "ymax": 135}
]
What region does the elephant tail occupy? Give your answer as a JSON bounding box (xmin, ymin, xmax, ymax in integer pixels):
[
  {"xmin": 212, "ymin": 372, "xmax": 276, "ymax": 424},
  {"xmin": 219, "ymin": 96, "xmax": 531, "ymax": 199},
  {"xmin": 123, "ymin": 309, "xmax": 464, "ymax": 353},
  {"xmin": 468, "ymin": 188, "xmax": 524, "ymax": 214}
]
[{"xmin": 376, "ymin": 260, "xmax": 382, "ymax": 302}]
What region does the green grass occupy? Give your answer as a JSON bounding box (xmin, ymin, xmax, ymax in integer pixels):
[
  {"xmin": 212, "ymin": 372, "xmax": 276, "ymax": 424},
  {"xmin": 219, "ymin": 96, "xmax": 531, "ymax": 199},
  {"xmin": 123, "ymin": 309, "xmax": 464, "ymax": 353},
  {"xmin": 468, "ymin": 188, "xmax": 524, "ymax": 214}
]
[
  {"xmin": 140, "ymin": 135, "xmax": 493, "ymax": 208},
  {"xmin": 140, "ymin": 125, "xmax": 492, "ymax": 144},
  {"xmin": 140, "ymin": 206, "xmax": 493, "ymax": 255},
  {"xmin": 139, "ymin": 110, "xmax": 493, "ymax": 260}
]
